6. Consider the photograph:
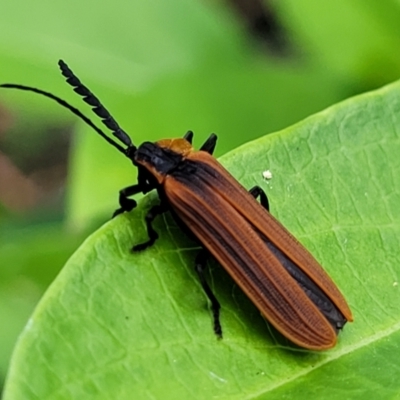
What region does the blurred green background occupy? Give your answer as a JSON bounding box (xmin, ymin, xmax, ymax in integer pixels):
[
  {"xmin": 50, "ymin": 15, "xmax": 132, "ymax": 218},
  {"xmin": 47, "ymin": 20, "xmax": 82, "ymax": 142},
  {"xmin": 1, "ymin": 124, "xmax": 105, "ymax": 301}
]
[{"xmin": 1, "ymin": 0, "xmax": 400, "ymax": 393}]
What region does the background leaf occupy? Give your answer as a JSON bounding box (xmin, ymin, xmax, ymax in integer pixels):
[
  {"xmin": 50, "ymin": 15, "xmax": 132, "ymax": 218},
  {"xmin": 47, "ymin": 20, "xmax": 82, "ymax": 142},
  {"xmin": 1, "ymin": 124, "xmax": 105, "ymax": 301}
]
[
  {"xmin": 6, "ymin": 0, "xmax": 400, "ymax": 228},
  {"xmin": 4, "ymin": 79, "xmax": 400, "ymax": 399},
  {"xmin": 0, "ymin": 223, "xmax": 83, "ymax": 385},
  {"xmin": 3, "ymin": 0, "xmax": 400, "ymax": 396}
]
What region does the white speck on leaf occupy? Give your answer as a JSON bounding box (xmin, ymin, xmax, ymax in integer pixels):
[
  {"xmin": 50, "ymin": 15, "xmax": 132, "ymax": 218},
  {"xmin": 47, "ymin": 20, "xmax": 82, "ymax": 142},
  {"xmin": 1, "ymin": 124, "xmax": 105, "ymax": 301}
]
[{"xmin": 262, "ymin": 170, "xmax": 272, "ymax": 180}]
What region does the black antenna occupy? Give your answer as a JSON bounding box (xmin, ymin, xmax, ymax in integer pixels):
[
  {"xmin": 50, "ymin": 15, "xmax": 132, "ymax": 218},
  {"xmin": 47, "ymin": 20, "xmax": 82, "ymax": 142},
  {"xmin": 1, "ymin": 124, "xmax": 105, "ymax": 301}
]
[
  {"xmin": 58, "ymin": 60, "xmax": 135, "ymax": 150},
  {"xmin": 0, "ymin": 83, "xmax": 127, "ymax": 154}
]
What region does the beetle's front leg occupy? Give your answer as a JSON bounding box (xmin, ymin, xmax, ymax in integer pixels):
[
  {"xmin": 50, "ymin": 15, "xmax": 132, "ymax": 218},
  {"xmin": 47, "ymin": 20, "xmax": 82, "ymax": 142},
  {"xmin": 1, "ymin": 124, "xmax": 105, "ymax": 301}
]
[
  {"xmin": 132, "ymin": 202, "xmax": 168, "ymax": 252},
  {"xmin": 112, "ymin": 184, "xmax": 144, "ymax": 218}
]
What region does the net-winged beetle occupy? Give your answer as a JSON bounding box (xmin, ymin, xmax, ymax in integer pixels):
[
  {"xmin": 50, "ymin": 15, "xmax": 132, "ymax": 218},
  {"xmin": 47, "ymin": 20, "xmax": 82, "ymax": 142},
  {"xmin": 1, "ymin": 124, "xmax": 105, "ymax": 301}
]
[{"xmin": 0, "ymin": 61, "xmax": 353, "ymax": 349}]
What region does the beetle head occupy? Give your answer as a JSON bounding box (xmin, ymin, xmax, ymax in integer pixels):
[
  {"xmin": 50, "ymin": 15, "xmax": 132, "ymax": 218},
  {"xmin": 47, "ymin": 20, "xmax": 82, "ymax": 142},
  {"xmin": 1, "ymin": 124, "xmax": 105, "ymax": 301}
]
[{"xmin": 134, "ymin": 138, "xmax": 192, "ymax": 183}]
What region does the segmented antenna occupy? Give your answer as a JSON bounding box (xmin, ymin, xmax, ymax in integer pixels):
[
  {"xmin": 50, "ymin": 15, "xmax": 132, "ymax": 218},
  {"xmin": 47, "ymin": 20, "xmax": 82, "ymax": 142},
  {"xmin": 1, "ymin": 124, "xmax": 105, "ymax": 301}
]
[
  {"xmin": 58, "ymin": 60, "xmax": 135, "ymax": 150},
  {"xmin": 0, "ymin": 83, "xmax": 126, "ymax": 154}
]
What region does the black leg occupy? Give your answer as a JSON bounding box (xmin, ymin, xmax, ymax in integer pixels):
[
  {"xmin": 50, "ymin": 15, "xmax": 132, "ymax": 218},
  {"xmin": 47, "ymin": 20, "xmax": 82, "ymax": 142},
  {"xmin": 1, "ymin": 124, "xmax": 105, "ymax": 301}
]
[
  {"xmin": 199, "ymin": 133, "xmax": 218, "ymax": 155},
  {"xmin": 183, "ymin": 130, "xmax": 194, "ymax": 143},
  {"xmin": 195, "ymin": 249, "xmax": 222, "ymax": 338},
  {"xmin": 112, "ymin": 184, "xmax": 143, "ymax": 218},
  {"xmin": 132, "ymin": 203, "xmax": 168, "ymax": 252},
  {"xmin": 249, "ymin": 185, "xmax": 269, "ymax": 211}
]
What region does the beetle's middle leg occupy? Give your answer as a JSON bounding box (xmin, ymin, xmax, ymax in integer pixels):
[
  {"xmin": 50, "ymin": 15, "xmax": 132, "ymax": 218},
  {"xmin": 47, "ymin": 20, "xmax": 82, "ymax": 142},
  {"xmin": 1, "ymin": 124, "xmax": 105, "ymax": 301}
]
[
  {"xmin": 249, "ymin": 185, "xmax": 269, "ymax": 211},
  {"xmin": 195, "ymin": 249, "xmax": 222, "ymax": 338}
]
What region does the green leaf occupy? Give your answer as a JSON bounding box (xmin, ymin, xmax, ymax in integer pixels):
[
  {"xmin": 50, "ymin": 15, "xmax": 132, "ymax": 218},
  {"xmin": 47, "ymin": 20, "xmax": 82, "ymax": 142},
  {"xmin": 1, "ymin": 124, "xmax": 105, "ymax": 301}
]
[
  {"xmin": 0, "ymin": 0, "xmax": 349, "ymax": 227},
  {"xmin": 4, "ymin": 0, "xmax": 400, "ymax": 229},
  {"xmin": 280, "ymin": 0, "xmax": 400, "ymax": 87},
  {"xmin": 0, "ymin": 224, "xmax": 83, "ymax": 383},
  {"xmin": 4, "ymin": 79, "xmax": 400, "ymax": 399}
]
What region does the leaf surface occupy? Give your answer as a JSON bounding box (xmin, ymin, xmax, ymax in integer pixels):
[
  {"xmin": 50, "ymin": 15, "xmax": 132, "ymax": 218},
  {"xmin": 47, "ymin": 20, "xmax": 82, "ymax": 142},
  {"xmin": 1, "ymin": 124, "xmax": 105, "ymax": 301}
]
[{"xmin": 4, "ymin": 80, "xmax": 400, "ymax": 399}]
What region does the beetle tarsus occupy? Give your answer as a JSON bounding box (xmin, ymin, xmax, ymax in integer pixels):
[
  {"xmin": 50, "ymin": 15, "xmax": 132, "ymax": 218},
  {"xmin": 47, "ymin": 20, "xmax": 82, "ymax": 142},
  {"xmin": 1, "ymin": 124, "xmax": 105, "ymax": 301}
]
[
  {"xmin": 112, "ymin": 184, "xmax": 143, "ymax": 218},
  {"xmin": 113, "ymin": 198, "xmax": 137, "ymax": 218},
  {"xmin": 195, "ymin": 249, "xmax": 222, "ymax": 338},
  {"xmin": 132, "ymin": 203, "xmax": 167, "ymax": 251}
]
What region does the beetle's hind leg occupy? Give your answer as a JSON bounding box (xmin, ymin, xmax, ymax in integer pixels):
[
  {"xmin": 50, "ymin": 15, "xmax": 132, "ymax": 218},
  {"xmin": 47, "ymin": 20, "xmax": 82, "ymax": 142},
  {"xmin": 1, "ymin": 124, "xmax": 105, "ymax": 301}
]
[
  {"xmin": 132, "ymin": 203, "xmax": 168, "ymax": 252},
  {"xmin": 199, "ymin": 134, "xmax": 218, "ymax": 155},
  {"xmin": 195, "ymin": 249, "xmax": 222, "ymax": 338},
  {"xmin": 249, "ymin": 185, "xmax": 269, "ymax": 211},
  {"xmin": 183, "ymin": 130, "xmax": 194, "ymax": 143},
  {"xmin": 113, "ymin": 184, "xmax": 143, "ymax": 218}
]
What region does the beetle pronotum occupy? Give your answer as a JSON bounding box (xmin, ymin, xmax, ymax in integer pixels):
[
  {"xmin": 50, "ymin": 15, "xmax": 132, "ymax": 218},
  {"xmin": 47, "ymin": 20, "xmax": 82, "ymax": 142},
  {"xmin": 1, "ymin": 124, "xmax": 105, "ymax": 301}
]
[{"xmin": 0, "ymin": 61, "xmax": 353, "ymax": 350}]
